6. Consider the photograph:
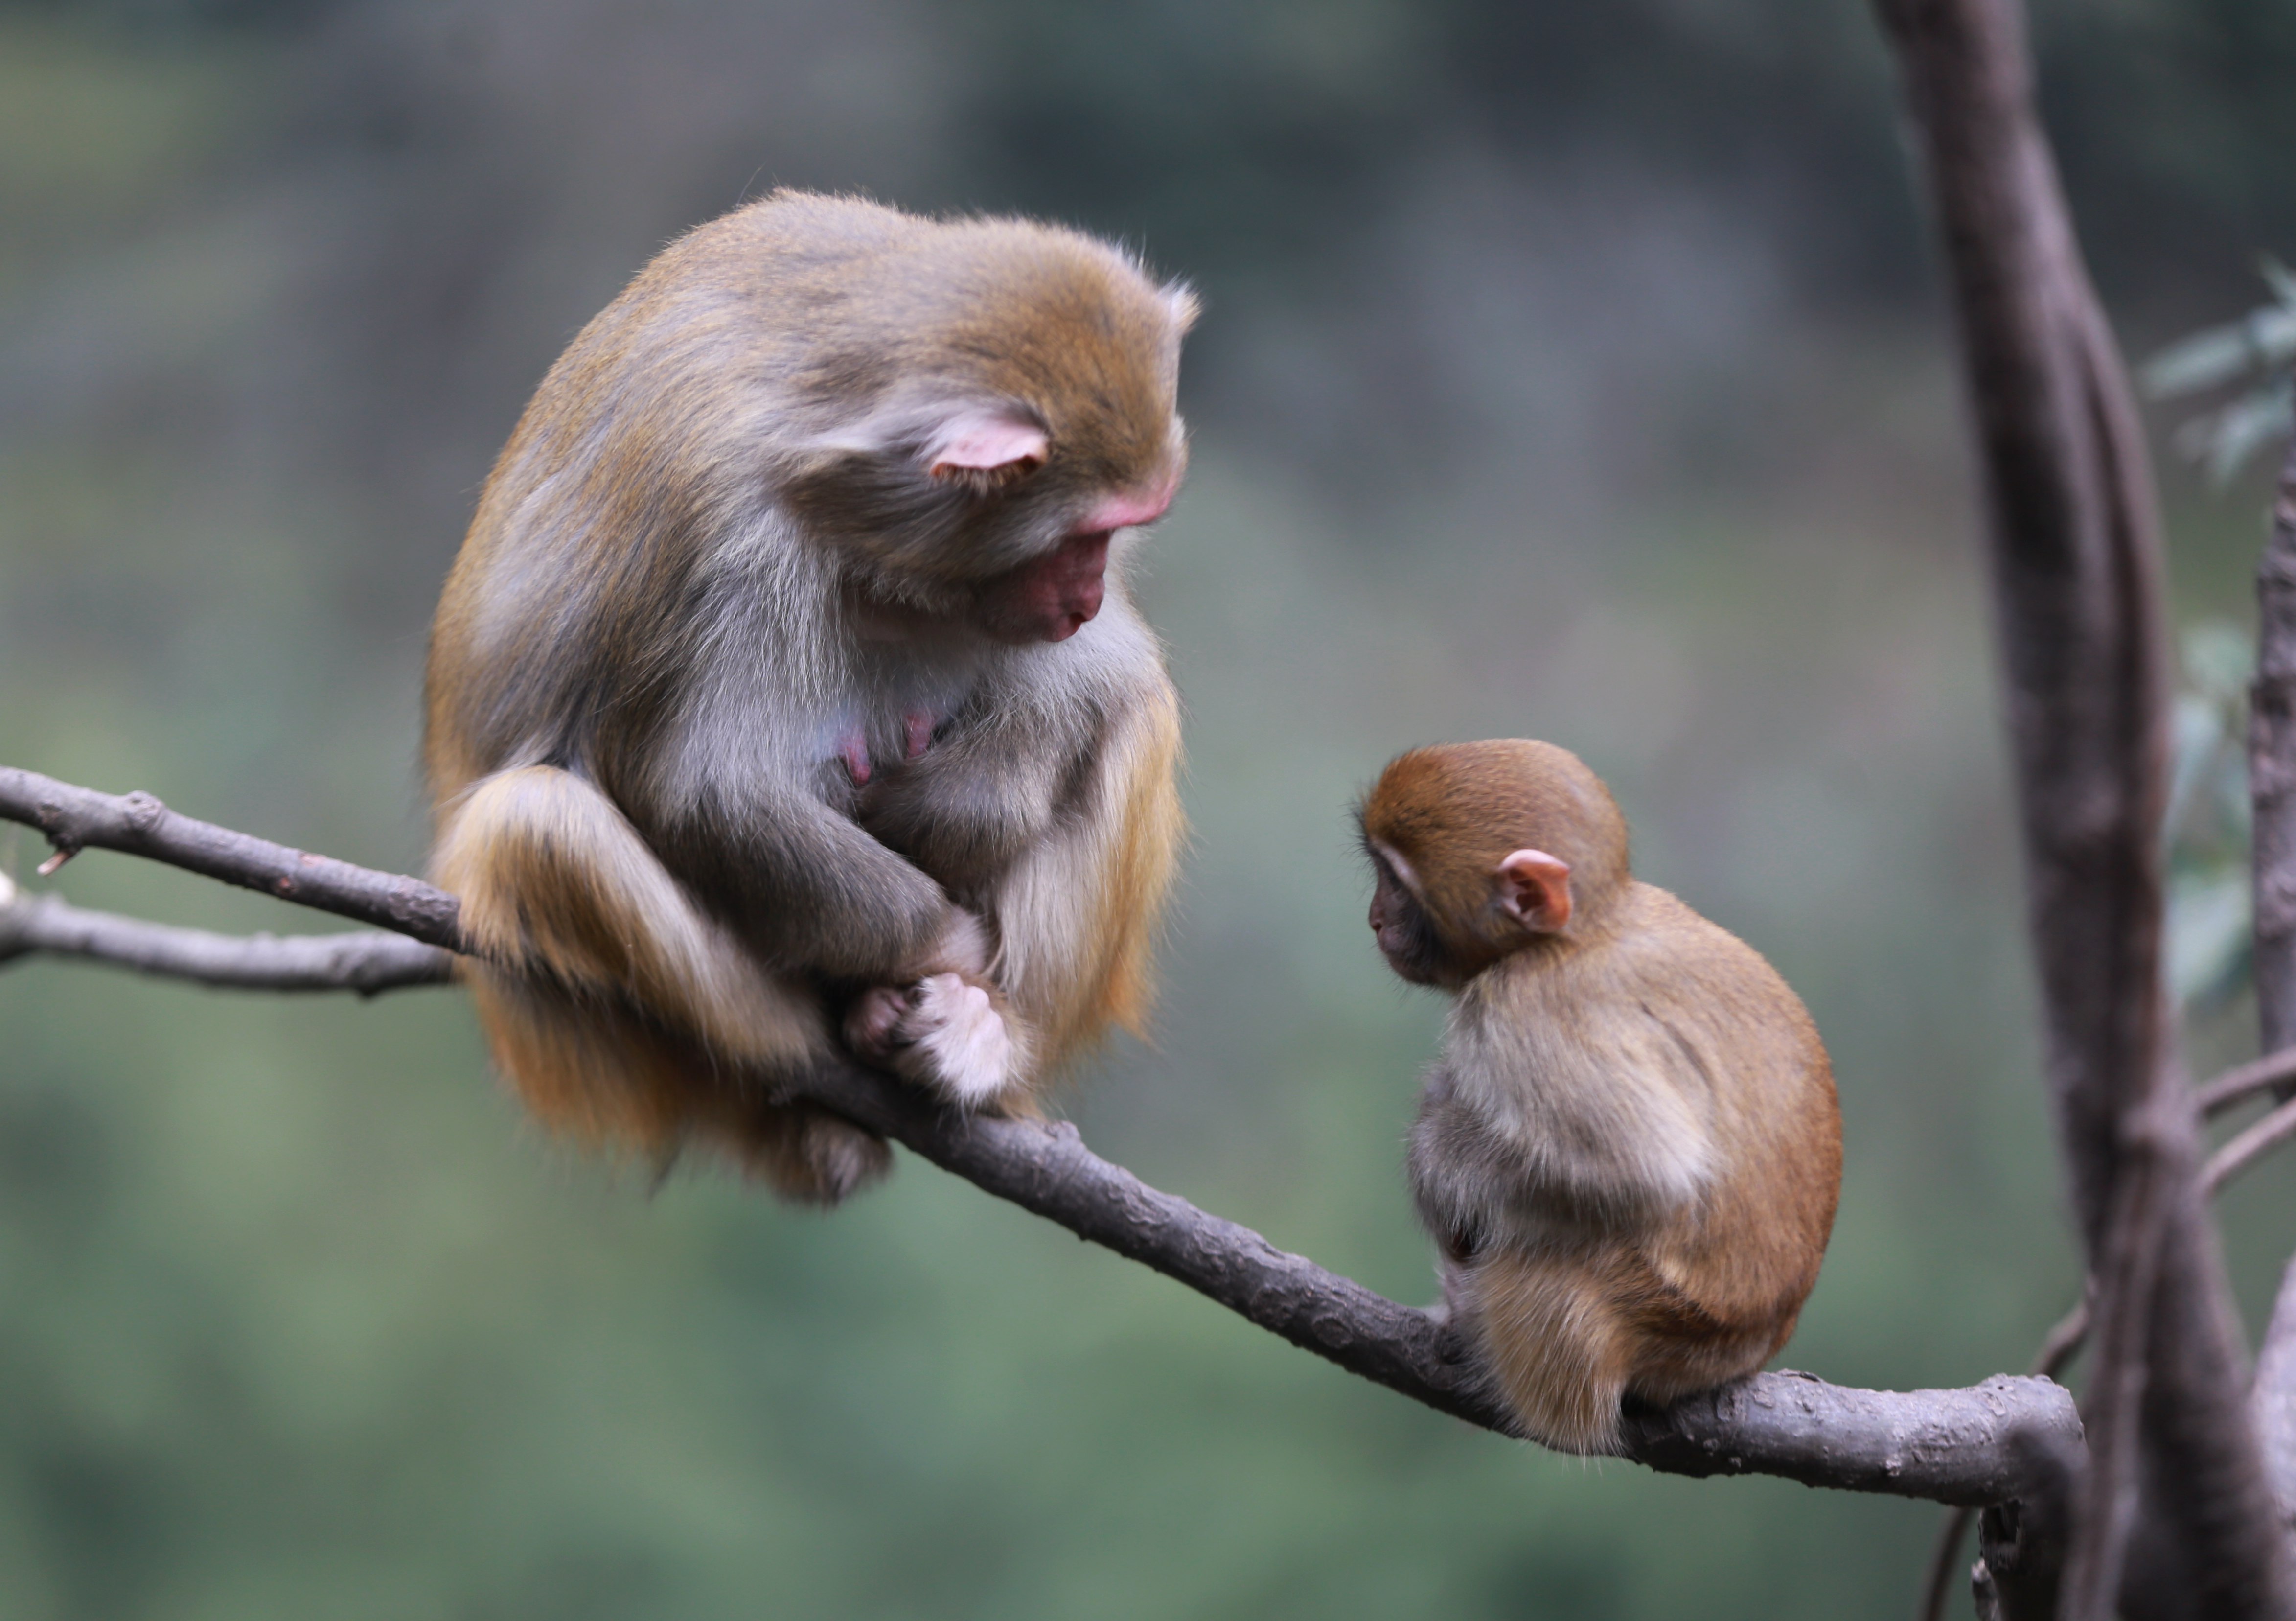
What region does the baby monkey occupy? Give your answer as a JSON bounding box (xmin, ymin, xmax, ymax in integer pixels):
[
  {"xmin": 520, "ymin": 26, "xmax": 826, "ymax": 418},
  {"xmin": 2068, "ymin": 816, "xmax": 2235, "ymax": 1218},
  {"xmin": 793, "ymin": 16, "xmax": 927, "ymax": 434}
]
[{"xmin": 1358, "ymin": 740, "xmax": 1840, "ymax": 1454}]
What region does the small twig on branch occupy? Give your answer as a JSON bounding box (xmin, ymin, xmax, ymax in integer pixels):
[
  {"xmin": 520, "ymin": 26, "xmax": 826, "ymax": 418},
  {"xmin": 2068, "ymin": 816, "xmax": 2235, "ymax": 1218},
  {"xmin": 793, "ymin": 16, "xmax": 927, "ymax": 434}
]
[
  {"xmin": 2204, "ymin": 1093, "xmax": 2296, "ymax": 1197},
  {"xmin": 0, "ymin": 763, "xmax": 2085, "ymax": 1507},
  {"xmin": 2192, "ymin": 1045, "xmax": 2296, "ymax": 1118},
  {"xmin": 0, "ymin": 874, "xmax": 452, "ymax": 994}
]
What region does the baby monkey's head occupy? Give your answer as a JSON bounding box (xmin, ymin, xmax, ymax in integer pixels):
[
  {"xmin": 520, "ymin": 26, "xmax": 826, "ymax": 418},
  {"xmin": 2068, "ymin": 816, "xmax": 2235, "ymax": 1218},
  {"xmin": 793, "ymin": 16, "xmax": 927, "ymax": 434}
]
[{"xmin": 1356, "ymin": 739, "xmax": 1631, "ymax": 990}]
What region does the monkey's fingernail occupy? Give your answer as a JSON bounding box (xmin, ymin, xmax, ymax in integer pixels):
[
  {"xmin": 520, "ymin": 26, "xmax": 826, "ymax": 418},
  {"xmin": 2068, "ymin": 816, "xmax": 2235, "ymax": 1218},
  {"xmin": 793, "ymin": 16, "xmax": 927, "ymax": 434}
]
[
  {"xmin": 904, "ymin": 712, "xmax": 933, "ymax": 759},
  {"xmin": 35, "ymin": 848, "xmax": 74, "ymax": 877}
]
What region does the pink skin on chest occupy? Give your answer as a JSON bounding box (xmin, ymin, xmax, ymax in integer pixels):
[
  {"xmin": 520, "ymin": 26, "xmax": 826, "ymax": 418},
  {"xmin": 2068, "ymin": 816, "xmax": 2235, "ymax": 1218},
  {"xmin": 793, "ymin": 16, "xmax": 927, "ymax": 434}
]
[{"xmin": 839, "ymin": 709, "xmax": 941, "ymax": 785}]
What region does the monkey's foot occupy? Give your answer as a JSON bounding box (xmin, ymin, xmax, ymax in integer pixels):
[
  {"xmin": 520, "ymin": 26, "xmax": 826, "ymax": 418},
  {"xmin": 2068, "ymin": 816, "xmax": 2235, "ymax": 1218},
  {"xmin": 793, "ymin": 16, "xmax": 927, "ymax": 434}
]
[
  {"xmin": 845, "ymin": 974, "xmax": 1017, "ymax": 1108},
  {"xmin": 845, "ymin": 984, "xmax": 915, "ymax": 1060}
]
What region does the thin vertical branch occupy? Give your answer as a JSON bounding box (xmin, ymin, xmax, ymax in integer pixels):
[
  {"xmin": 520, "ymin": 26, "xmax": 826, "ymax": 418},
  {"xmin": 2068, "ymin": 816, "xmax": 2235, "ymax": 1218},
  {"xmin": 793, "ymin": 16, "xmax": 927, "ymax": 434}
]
[
  {"xmin": 2250, "ymin": 437, "xmax": 2296, "ymax": 1526},
  {"xmin": 1871, "ymin": 0, "xmax": 2287, "ymax": 1615},
  {"xmin": 2254, "ymin": 440, "xmax": 2296, "ymax": 1061},
  {"xmin": 2255, "ymin": 1251, "xmax": 2296, "ymax": 1528}
]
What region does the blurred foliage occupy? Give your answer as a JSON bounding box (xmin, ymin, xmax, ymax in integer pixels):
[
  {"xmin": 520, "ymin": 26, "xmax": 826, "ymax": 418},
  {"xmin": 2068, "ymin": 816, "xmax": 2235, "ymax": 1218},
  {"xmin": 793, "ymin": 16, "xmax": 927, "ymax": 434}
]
[
  {"xmin": 2145, "ymin": 258, "xmax": 2296, "ymax": 484},
  {"xmin": 0, "ymin": 1, "xmax": 2293, "ymax": 1618},
  {"xmin": 2166, "ymin": 622, "xmax": 2257, "ymax": 1010}
]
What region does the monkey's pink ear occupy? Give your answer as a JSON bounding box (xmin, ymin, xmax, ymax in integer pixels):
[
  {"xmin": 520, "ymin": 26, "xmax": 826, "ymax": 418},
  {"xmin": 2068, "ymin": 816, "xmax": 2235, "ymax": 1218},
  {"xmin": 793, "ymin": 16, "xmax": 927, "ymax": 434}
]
[
  {"xmin": 925, "ymin": 411, "xmax": 1049, "ymax": 480},
  {"xmin": 1495, "ymin": 849, "xmax": 1573, "ymax": 933}
]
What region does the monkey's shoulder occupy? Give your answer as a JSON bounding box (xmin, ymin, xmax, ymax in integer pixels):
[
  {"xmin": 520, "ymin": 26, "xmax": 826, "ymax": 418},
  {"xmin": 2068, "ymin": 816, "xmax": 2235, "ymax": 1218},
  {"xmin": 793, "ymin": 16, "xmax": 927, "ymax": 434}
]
[
  {"xmin": 1595, "ymin": 885, "xmax": 1837, "ymax": 1155},
  {"xmin": 1601, "ymin": 884, "xmax": 1819, "ymax": 1028},
  {"xmin": 1461, "ymin": 881, "xmax": 1829, "ymax": 1114}
]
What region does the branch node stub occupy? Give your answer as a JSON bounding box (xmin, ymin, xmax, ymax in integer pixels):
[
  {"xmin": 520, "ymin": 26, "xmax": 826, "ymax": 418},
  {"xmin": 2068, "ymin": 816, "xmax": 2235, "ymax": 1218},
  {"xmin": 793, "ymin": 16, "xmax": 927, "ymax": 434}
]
[{"xmin": 120, "ymin": 791, "xmax": 165, "ymax": 833}]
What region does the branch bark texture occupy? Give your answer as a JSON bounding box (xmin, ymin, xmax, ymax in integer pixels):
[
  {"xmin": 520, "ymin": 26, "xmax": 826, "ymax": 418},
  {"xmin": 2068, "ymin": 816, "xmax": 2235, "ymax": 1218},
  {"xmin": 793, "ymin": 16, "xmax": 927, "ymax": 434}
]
[
  {"xmin": 0, "ymin": 765, "xmax": 2084, "ymax": 1508},
  {"xmin": 1872, "ymin": 0, "xmax": 2286, "ymax": 1614}
]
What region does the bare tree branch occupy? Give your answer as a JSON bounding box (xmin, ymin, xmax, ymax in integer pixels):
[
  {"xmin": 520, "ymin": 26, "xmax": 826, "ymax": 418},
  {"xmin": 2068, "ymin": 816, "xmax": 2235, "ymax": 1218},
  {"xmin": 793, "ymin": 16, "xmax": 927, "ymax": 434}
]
[
  {"xmin": 1923, "ymin": 1285, "xmax": 2097, "ymax": 1621},
  {"xmin": 2250, "ymin": 438, "xmax": 2296, "ymax": 1534},
  {"xmin": 2206, "ymin": 1096, "xmax": 2296, "ymax": 1198},
  {"xmin": 1926, "ymin": 1044, "xmax": 2296, "ymax": 1621},
  {"xmin": 0, "ymin": 874, "xmax": 452, "ymax": 993},
  {"xmin": 1872, "ymin": 0, "xmax": 2287, "ymax": 1613},
  {"xmin": 785, "ymin": 1054, "xmax": 2079, "ymax": 1502},
  {"xmin": 2256, "ymin": 1254, "xmax": 2296, "ymax": 1530},
  {"xmin": 2194, "ymin": 1046, "xmax": 2296, "ymax": 1118},
  {"xmin": 0, "ymin": 764, "xmax": 2085, "ymax": 1507},
  {"xmin": 2251, "ymin": 439, "xmax": 2296, "ymax": 1071},
  {"xmin": 0, "ymin": 767, "xmax": 460, "ymax": 949}
]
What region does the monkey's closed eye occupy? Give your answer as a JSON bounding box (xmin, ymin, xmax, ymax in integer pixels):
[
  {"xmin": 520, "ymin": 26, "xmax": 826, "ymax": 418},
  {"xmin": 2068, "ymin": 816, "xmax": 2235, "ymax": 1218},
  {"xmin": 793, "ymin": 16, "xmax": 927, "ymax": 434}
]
[{"xmin": 930, "ymin": 459, "xmax": 1041, "ymax": 499}]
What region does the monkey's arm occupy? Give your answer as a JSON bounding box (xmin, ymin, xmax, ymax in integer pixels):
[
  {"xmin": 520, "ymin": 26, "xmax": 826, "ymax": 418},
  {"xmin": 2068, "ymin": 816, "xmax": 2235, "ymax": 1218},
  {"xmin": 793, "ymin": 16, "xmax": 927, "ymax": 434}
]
[
  {"xmin": 855, "ymin": 703, "xmax": 1076, "ymax": 894},
  {"xmin": 1407, "ymin": 1066, "xmax": 1522, "ymax": 1264},
  {"xmin": 641, "ymin": 780, "xmax": 969, "ymax": 983},
  {"xmin": 1432, "ymin": 981, "xmax": 1718, "ymax": 1238}
]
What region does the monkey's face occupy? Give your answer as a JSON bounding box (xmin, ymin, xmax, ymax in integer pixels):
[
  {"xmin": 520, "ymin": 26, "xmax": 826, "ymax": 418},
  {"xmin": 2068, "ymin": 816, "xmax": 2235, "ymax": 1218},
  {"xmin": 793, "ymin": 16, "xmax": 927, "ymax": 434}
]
[
  {"xmin": 964, "ymin": 472, "xmax": 1180, "ymax": 643},
  {"xmin": 972, "ymin": 529, "xmax": 1110, "ymax": 644},
  {"xmin": 796, "ymin": 427, "xmax": 1182, "ymax": 645},
  {"xmin": 1364, "ymin": 840, "xmax": 1454, "ymax": 989},
  {"xmin": 784, "ymin": 238, "xmax": 1192, "ymax": 644}
]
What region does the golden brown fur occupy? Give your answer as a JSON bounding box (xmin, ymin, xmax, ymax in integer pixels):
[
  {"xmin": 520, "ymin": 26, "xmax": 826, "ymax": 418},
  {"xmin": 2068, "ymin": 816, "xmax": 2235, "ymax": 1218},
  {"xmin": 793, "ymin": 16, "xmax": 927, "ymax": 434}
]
[
  {"xmin": 1359, "ymin": 740, "xmax": 1840, "ymax": 1453},
  {"xmin": 426, "ymin": 191, "xmax": 1192, "ymax": 1202}
]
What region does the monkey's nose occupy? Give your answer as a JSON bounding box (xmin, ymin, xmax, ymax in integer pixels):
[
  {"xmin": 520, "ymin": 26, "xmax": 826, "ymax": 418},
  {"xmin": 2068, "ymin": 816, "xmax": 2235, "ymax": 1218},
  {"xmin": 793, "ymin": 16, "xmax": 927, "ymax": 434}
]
[{"xmin": 1063, "ymin": 573, "xmax": 1104, "ymax": 625}]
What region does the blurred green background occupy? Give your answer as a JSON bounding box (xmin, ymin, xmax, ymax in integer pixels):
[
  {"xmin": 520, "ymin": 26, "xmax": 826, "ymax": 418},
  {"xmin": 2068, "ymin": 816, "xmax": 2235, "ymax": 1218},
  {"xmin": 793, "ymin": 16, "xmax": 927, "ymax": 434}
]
[{"xmin": 2, "ymin": 1, "xmax": 2294, "ymax": 1616}]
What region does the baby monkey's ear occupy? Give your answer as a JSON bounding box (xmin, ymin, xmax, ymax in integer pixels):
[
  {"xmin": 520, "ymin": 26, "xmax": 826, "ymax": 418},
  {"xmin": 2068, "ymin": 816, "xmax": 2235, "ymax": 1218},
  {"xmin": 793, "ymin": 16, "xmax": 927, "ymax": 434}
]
[{"xmin": 1495, "ymin": 849, "xmax": 1573, "ymax": 934}]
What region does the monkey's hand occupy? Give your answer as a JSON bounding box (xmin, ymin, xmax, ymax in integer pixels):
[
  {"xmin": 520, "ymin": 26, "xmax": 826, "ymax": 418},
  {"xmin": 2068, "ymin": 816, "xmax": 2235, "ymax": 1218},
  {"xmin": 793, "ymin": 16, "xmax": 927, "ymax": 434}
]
[{"xmin": 845, "ymin": 973, "xmax": 1024, "ymax": 1109}]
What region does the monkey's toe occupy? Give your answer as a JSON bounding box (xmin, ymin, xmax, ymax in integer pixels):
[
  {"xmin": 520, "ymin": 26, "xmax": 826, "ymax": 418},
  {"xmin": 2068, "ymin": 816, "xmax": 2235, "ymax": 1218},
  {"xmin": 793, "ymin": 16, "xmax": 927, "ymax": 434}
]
[{"xmin": 844, "ymin": 984, "xmax": 917, "ymax": 1060}]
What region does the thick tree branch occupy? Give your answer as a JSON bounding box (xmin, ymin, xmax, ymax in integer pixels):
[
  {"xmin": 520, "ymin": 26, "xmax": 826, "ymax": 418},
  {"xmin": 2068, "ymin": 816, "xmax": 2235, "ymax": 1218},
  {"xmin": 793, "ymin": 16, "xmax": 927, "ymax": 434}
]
[
  {"xmin": 0, "ymin": 874, "xmax": 451, "ymax": 993},
  {"xmin": 1873, "ymin": 0, "xmax": 2286, "ymax": 1614},
  {"xmin": 785, "ymin": 1055, "xmax": 2078, "ymax": 1502},
  {"xmin": 0, "ymin": 765, "xmax": 2084, "ymax": 1507}
]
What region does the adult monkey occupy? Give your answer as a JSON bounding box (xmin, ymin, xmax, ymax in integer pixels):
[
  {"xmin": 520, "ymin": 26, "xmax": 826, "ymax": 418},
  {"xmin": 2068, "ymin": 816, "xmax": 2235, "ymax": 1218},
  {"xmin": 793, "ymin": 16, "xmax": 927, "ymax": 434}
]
[{"xmin": 425, "ymin": 191, "xmax": 1193, "ymax": 1204}]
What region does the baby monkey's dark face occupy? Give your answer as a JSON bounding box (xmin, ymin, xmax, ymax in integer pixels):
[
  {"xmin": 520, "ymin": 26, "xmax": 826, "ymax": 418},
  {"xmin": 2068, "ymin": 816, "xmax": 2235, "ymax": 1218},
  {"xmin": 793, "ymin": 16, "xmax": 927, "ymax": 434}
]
[{"xmin": 1364, "ymin": 841, "xmax": 1449, "ymax": 989}]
